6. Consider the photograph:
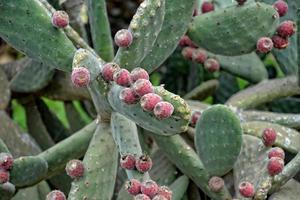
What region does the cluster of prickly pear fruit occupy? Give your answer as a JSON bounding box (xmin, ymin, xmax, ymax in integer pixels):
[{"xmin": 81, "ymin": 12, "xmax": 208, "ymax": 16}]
[
  {"xmin": 0, "ymin": 0, "xmax": 300, "ymax": 199},
  {"xmin": 0, "ymin": 153, "xmax": 13, "ymax": 185}
]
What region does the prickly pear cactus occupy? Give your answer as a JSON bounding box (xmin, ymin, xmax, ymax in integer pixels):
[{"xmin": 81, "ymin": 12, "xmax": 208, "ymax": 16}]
[{"xmin": 0, "ymin": 0, "xmax": 300, "ymax": 199}]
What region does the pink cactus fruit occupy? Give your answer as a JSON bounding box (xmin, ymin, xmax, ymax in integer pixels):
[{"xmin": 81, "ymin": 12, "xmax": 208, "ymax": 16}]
[
  {"xmin": 52, "ymin": 11, "xmax": 69, "ymax": 28},
  {"xmin": 125, "ymin": 179, "xmax": 141, "ymax": 195},
  {"xmin": 102, "ymin": 62, "xmax": 121, "ymax": 82},
  {"xmin": 120, "ymin": 154, "xmax": 136, "ymax": 170},
  {"xmin": 65, "ymin": 159, "xmax": 85, "ymax": 179},
  {"xmin": 153, "ymin": 101, "xmax": 174, "ymax": 120},
  {"xmin": 132, "ymin": 79, "xmax": 154, "ymax": 97},
  {"xmin": 273, "ymin": 0, "xmax": 288, "ymax": 17},
  {"xmin": 140, "ymin": 93, "xmax": 162, "ymax": 112},
  {"xmin": 130, "ymin": 67, "xmax": 149, "ymax": 83},
  {"xmin": 136, "ymin": 154, "xmax": 153, "ymax": 173},
  {"xmin": 71, "ymin": 67, "xmax": 90, "ymax": 87},
  {"xmin": 256, "ymin": 37, "xmax": 274, "ymax": 53}
]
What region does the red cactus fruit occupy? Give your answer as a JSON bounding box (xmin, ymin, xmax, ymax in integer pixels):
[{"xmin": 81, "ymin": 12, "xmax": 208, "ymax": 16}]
[
  {"xmin": 113, "ymin": 69, "xmax": 132, "ymax": 87},
  {"xmin": 134, "ymin": 194, "xmax": 151, "ymax": 200},
  {"xmin": 0, "ymin": 153, "xmax": 13, "ymax": 170},
  {"xmin": 201, "ymin": 2, "xmax": 214, "ymax": 13},
  {"xmin": 141, "ymin": 180, "xmax": 159, "ymax": 198},
  {"xmin": 153, "ymin": 101, "xmax": 174, "ymax": 120},
  {"xmin": 157, "ymin": 186, "xmax": 172, "ymax": 200},
  {"xmin": 119, "ymin": 88, "xmax": 140, "ymax": 104},
  {"xmin": 256, "ymin": 37, "xmax": 274, "ymax": 53},
  {"xmin": 102, "ymin": 63, "xmax": 121, "ymax": 82},
  {"xmin": 140, "ymin": 93, "xmax": 162, "ymax": 112},
  {"xmin": 179, "ymin": 36, "xmax": 197, "ymax": 48},
  {"xmin": 267, "ymin": 157, "xmax": 284, "ymax": 176},
  {"xmin": 236, "ymin": 0, "xmax": 247, "ymax": 6},
  {"xmin": 208, "ymin": 176, "xmax": 225, "ymax": 192},
  {"xmin": 262, "ymin": 128, "xmax": 277, "ymax": 147},
  {"xmin": 65, "ymin": 159, "xmax": 84, "ymax": 179},
  {"xmin": 272, "ymin": 35, "xmax": 289, "ymax": 49},
  {"xmin": 268, "ymin": 147, "xmax": 285, "ymax": 160},
  {"xmin": 52, "ymin": 11, "xmax": 69, "ymax": 28},
  {"xmin": 0, "ymin": 169, "xmax": 9, "ymax": 184},
  {"xmin": 71, "ymin": 67, "xmax": 90, "ymax": 87},
  {"xmin": 238, "ymin": 182, "xmax": 255, "ymax": 198},
  {"xmin": 46, "ymin": 190, "xmax": 66, "ymax": 200},
  {"xmin": 114, "ymin": 29, "xmax": 133, "ymax": 48},
  {"xmin": 192, "ymin": 49, "xmax": 208, "ymax": 64},
  {"xmin": 204, "ymin": 58, "xmax": 220, "ymax": 73},
  {"xmin": 125, "ymin": 179, "xmax": 141, "ymax": 195},
  {"xmin": 182, "ymin": 47, "xmax": 196, "ymax": 60},
  {"xmin": 132, "ymin": 79, "xmax": 154, "ymax": 97},
  {"xmin": 136, "ymin": 154, "xmax": 153, "ymax": 173},
  {"xmin": 277, "ymin": 20, "xmax": 297, "ymax": 38},
  {"xmin": 120, "ymin": 154, "xmax": 136, "ymax": 170},
  {"xmin": 190, "ymin": 111, "xmax": 201, "ymax": 127},
  {"xmin": 130, "ymin": 67, "xmax": 149, "ymax": 83},
  {"xmin": 273, "ymin": 0, "xmax": 288, "ymax": 17},
  {"xmin": 152, "ymin": 195, "xmax": 168, "ymax": 200}
]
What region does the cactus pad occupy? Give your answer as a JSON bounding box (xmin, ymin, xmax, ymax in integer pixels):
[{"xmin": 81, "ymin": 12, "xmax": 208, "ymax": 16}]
[
  {"xmin": 68, "ymin": 123, "xmax": 118, "ymax": 199},
  {"xmin": 108, "ymin": 84, "xmax": 191, "ymax": 135},
  {"xmin": 208, "ymin": 52, "xmax": 268, "ymax": 83},
  {"xmin": 10, "ymin": 60, "xmax": 55, "ymax": 93},
  {"xmin": 114, "ymin": 0, "xmax": 165, "ymax": 70},
  {"xmin": 0, "ymin": 0, "xmax": 76, "ymax": 71},
  {"xmin": 195, "ymin": 105, "xmax": 242, "ymax": 176},
  {"xmin": 0, "ymin": 68, "xmax": 10, "ymax": 110},
  {"xmin": 234, "ymin": 135, "xmax": 272, "ymax": 199},
  {"xmin": 188, "ymin": 2, "xmax": 279, "ymax": 56},
  {"xmin": 139, "ymin": 0, "xmax": 194, "ymax": 72},
  {"xmin": 111, "ymin": 112, "xmax": 146, "ymax": 181},
  {"xmin": 10, "ymin": 156, "xmax": 48, "ymax": 188}
]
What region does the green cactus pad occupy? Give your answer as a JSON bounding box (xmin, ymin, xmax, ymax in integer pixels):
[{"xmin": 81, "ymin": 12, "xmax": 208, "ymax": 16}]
[
  {"xmin": 242, "ymin": 121, "xmax": 300, "ymax": 154},
  {"xmin": 0, "ymin": 68, "xmax": 10, "ymax": 110},
  {"xmin": 68, "ymin": 123, "xmax": 118, "ymax": 200},
  {"xmin": 10, "ymin": 156, "xmax": 48, "ymax": 188},
  {"xmin": 87, "ymin": 0, "xmax": 114, "ymax": 61},
  {"xmin": 139, "ymin": 0, "xmax": 194, "ymax": 72},
  {"xmin": 111, "ymin": 112, "xmax": 146, "ymax": 181},
  {"xmin": 269, "ymin": 179, "xmax": 300, "ymax": 200},
  {"xmin": 23, "ymin": 99, "xmax": 55, "ymax": 150},
  {"xmin": 214, "ymin": 72, "xmax": 240, "ymax": 104},
  {"xmin": 209, "ymin": 52, "xmax": 268, "ymax": 83},
  {"xmin": 150, "ymin": 149, "xmax": 177, "ymax": 186},
  {"xmin": 39, "ymin": 121, "xmax": 97, "ymax": 177},
  {"xmin": 73, "ymin": 49, "xmax": 112, "ymax": 119},
  {"xmin": 12, "ymin": 186, "xmax": 41, "ymax": 200},
  {"xmin": 226, "ymin": 76, "xmax": 300, "ymax": 109},
  {"xmin": 188, "ymin": 2, "xmax": 279, "ymax": 56},
  {"xmin": 234, "ymin": 135, "xmax": 272, "ymax": 199},
  {"xmin": 0, "ymin": 0, "xmax": 76, "ymax": 71},
  {"xmin": 195, "ymin": 105, "xmax": 242, "ymax": 176},
  {"xmin": 0, "ymin": 182, "xmax": 16, "ymax": 200},
  {"xmin": 10, "ymin": 59, "xmax": 55, "ymax": 93},
  {"xmin": 0, "ymin": 139, "xmax": 10, "ymax": 154},
  {"xmin": 114, "ymin": 0, "xmax": 165, "ymax": 70},
  {"xmin": 268, "ymin": 97, "xmax": 300, "ymax": 114},
  {"xmin": 152, "ymin": 134, "xmax": 231, "ymax": 200},
  {"xmin": 0, "ymin": 111, "xmax": 41, "ymax": 157},
  {"xmin": 108, "ymin": 84, "xmax": 191, "ymax": 135},
  {"xmin": 242, "ymin": 110, "xmax": 300, "ymax": 130},
  {"xmin": 170, "ymin": 175, "xmax": 190, "ymax": 200}
]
